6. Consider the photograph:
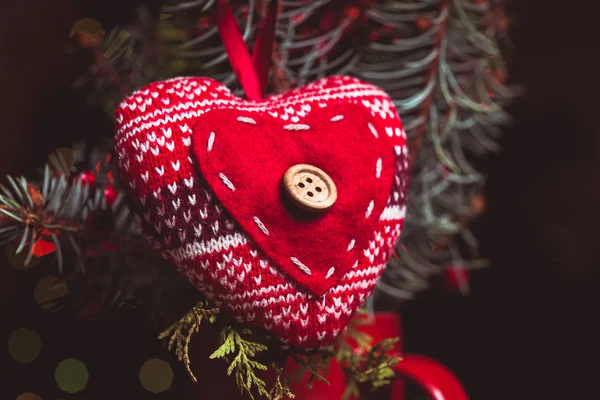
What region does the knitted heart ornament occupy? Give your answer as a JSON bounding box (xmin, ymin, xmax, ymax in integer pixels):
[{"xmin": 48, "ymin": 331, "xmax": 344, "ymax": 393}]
[
  {"xmin": 114, "ymin": 0, "xmax": 408, "ymax": 348},
  {"xmin": 115, "ymin": 76, "xmax": 408, "ymax": 348}
]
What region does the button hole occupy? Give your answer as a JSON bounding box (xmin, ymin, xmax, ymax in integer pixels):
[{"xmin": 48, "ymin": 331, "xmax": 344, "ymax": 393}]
[
  {"xmin": 315, "ymin": 187, "xmax": 322, "ymax": 192},
  {"xmin": 298, "ymin": 182, "xmax": 305, "ymax": 188},
  {"xmin": 307, "ymin": 191, "xmax": 314, "ymax": 197},
  {"xmin": 306, "ymin": 178, "xmax": 313, "ymax": 183}
]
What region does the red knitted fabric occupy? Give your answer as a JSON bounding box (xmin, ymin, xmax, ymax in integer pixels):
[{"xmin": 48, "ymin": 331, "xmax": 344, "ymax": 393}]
[{"xmin": 115, "ymin": 76, "xmax": 409, "ymax": 348}]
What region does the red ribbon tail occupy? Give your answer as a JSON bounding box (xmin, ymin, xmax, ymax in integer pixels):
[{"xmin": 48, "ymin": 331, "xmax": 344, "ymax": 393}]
[
  {"xmin": 216, "ymin": 0, "xmax": 263, "ymax": 101},
  {"xmin": 252, "ymin": 0, "xmax": 279, "ymax": 97}
]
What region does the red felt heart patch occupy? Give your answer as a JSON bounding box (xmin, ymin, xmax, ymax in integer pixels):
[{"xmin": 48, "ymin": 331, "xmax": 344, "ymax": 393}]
[
  {"xmin": 115, "ymin": 76, "xmax": 409, "ymax": 348},
  {"xmin": 193, "ymin": 103, "xmax": 395, "ymax": 295}
]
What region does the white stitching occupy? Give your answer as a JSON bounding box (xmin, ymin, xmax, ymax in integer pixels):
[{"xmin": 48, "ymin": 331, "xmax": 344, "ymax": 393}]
[
  {"xmin": 376, "ymin": 158, "xmax": 382, "ymax": 178},
  {"xmin": 253, "ymin": 216, "xmax": 270, "ymax": 236},
  {"xmin": 368, "ymin": 122, "xmax": 378, "ymax": 138},
  {"xmin": 326, "ymin": 267, "xmax": 335, "ymax": 279},
  {"xmin": 347, "ymin": 239, "xmax": 355, "ymax": 251},
  {"xmin": 207, "ymin": 131, "xmax": 215, "ymax": 151},
  {"xmin": 219, "ymin": 173, "xmax": 236, "ymax": 191},
  {"xmin": 331, "ymin": 115, "xmax": 344, "ymax": 122},
  {"xmin": 237, "ymin": 116, "xmax": 257, "ymax": 124},
  {"xmin": 290, "ymin": 257, "xmax": 312, "ymax": 275},
  {"xmin": 284, "ymin": 124, "xmax": 310, "ymax": 131},
  {"xmin": 365, "ymin": 200, "xmax": 375, "ymax": 218}
]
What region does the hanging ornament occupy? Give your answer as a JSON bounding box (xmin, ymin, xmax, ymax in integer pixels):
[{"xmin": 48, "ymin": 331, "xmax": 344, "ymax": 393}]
[{"xmin": 114, "ymin": 0, "xmax": 409, "ymax": 348}]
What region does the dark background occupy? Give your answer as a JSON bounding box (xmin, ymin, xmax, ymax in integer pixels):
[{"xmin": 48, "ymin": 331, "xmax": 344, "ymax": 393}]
[{"xmin": 1, "ymin": 1, "xmax": 598, "ymax": 399}]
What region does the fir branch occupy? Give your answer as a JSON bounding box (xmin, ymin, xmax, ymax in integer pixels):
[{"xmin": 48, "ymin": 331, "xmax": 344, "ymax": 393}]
[
  {"xmin": 0, "ymin": 167, "xmax": 89, "ymax": 269},
  {"xmin": 158, "ymin": 301, "xmax": 220, "ymax": 382},
  {"xmin": 210, "ymin": 326, "xmax": 269, "ymax": 400}
]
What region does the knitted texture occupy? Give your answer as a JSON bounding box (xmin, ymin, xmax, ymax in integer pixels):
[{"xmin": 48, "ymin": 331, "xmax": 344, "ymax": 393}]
[{"xmin": 115, "ymin": 76, "xmax": 409, "ymax": 348}]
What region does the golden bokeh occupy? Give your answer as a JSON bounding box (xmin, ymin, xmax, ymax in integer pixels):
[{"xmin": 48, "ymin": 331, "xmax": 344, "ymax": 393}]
[
  {"xmin": 34, "ymin": 276, "xmax": 69, "ymax": 311},
  {"xmin": 69, "ymin": 19, "xmax": 104, "ymax": 37},
  {"xmin": 7, "ymin": 328, "xmax": 42, "ymax": 363},
  {"xmin": 139, "ymin": 358, "xmax": 174, "ymax": 394},
  {"xmin": 5, "ymin": 241, "xmax": 40, "ymax": 269},
  {"xmin": 55, "ymin": 358, "xmax": 89, "ymax": 393},
  {"xmin": 16, "ymin": 393, "xmax": 43, "ymax": 400}
]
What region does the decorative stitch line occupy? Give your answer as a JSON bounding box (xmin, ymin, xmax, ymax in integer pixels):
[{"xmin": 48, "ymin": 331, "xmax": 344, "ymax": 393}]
[
  {"xmin": 290, "ymin": 257, "xmax": 312, "ymax": 275},
  {"xmin": 237, "ymin": 116, "xmax": 257, "ymax": 124},
  {"xmin": 253, "ymin": 216, "xmax": 270, "ymax": 236},
  {"xmin": 326, "ymin": 267, "xmax": 335, "ymax": 279},
  {"xmin": 219, "ymin": 173, "xmax": 236, "ymax": 191},
  {"xmin": 368, "ymin": 122, "xmax": 378, "ymax": 138},
  {"xmin": 365, "ymin": 200, "xmax": 375, "ymax": 218},
  {"xmin": 207, "ymin": 131, "xmax": 215, "ymax": 151},
  {"xmin": 347, "ymin": 239, "xmax": 356, "ymax": 251},
  {"xmin": 283, "ymin": 124, "xmax": 310, "ymax": 131}
]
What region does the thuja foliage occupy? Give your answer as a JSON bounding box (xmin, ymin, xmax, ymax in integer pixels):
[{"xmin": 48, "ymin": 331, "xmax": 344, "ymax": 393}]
[
  {"xmin": 210, "ymin": 327, "xmax": 270, "ymax": 399},
  {"xmin": 159, "ymin": 301, "xmax": 402, "ymax": 400},
  {"xmin": 338, "ymin": 338, "xmax": 401, "ymax": 400},
  {"xmin": 158, "ymin": 301, "xmax": 220, "ymax": 382}
]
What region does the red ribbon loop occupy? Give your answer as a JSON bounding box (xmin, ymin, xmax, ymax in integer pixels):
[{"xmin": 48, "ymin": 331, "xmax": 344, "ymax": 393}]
[{"xmin": 216, "ymin": 0, "xmax": 279, "ymax": 102}]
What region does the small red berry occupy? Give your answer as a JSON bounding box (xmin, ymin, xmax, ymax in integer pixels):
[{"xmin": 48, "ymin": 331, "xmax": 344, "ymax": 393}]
[
  {"xmin": 76, "ymin": 171, "xmax": 96, "ymax": 186},
  {"xmin": 104, "ymin": 185, "xmax": 118, "ymax": 207}
]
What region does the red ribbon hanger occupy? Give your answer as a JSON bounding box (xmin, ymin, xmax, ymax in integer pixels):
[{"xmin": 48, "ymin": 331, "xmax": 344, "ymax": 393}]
[{"xmin": 216, "ymin": 0, "xmax": 279, "ymax": 102}]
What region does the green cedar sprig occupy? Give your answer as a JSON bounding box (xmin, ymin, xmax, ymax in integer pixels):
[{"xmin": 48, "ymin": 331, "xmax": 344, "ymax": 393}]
[
  {"xmin": 158, "ymin": 301, "xmax": 220, "ymax": 382},
  {"xmin": 269, "ymin": 364, "xmax": 295, "ymax": 400},
  {"xmin": 338, "ymin": 337, "xmax": 401, "ymax": 400},
  {"xmin": 210, "ymin": 326, "xmax": 269, "ymax": 400}
]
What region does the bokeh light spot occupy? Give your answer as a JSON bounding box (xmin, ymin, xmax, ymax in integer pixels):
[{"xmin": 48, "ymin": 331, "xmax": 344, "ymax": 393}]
[
  {"xmin": 7, "ymin": 328, "xmax": 42, "ymax": 363},
  {"xmin": 6, "ymin": 241, "xmax": 40, "ymax": 269},
  {"xmin": 16, "ymin": 393, "xmax": 43, "ymax": 400},
  {"xmin": 139, "ymin": 358, "xmax": 174, "ymax": 393},
  {"xmin": 34, "ymin": 276, "xmax": 69, "ymax": 311},
  {"xmin": 55, "ymin": 358, "xmax": 89, "ymax": 393}
]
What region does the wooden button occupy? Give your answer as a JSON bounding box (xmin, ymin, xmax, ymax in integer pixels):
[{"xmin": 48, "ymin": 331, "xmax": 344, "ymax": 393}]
[{"xmin": 283, "ymin": 164, "xmax": 337, "ymax": 212}]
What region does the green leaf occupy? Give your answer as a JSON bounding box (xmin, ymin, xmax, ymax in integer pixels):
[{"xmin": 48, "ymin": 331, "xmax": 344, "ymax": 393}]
[{"xmin": 210, "ymin": 331, "xmax": 236, "ymax": 359}]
